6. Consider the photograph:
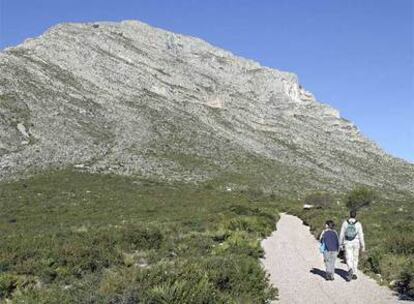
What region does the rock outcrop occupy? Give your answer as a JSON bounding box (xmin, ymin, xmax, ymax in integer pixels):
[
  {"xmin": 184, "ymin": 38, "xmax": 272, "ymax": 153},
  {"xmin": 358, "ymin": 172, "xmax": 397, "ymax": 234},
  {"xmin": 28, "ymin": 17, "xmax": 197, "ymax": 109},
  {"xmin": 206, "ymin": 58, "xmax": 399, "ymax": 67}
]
[{"xmin": 0, "ymin": 20, "xmax": 413, "ymax": 195}]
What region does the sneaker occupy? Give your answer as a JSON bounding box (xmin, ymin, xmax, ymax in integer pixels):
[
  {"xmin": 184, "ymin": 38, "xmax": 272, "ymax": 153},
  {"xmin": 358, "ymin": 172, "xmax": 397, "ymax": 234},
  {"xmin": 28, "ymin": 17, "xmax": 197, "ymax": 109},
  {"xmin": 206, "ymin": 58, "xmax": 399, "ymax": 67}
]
[
  {"xmin": 352, "ymin": 274, "xmax": 357, "ymax": 280},
  {"xmin": 330, "ymin": 274, "xmax": 335, "ymax": 281}
]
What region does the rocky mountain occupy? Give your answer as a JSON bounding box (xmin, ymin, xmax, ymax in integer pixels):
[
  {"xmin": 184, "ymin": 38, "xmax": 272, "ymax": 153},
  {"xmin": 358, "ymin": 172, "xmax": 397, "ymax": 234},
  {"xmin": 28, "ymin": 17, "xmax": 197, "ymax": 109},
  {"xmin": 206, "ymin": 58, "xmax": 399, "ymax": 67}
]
[{"xmin": 0, "ymin": 20, "xmax": 413, "ymax": 195}]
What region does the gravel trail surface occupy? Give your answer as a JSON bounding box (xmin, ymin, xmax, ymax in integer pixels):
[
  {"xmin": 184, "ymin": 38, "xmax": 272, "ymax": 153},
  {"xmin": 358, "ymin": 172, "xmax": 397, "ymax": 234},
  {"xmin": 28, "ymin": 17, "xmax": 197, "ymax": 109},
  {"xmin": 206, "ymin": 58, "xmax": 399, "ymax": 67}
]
[{"xmin": 261, "ymin": 213, "xmax": 404, "ymax": 304}]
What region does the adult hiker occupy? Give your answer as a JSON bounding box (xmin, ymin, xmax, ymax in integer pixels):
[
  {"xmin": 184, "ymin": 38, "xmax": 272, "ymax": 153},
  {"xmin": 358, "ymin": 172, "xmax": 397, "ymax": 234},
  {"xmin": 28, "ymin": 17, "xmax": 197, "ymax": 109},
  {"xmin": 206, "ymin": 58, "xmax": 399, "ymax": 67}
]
[
  {"xmin": 319, "ymin": 220, "xmax": 339, "ymax": 280},
  {"xmin": 339, "ymin": 210, "xmax": 366, "ymax": 281}
]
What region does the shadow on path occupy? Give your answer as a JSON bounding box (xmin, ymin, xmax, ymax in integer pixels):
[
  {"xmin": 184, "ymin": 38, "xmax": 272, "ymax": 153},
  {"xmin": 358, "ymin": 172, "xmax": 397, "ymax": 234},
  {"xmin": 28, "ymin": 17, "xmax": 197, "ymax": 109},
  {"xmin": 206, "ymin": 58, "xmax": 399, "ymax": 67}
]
[
  {"xmin": 310, "ymin": 268, "xmax": 349, "ymax": 281},
  {"xmin": 334, "ymin": 269, "xmax": 349, "ymax": 281},
  {"xmin": 310, "ymin": 268, "xmax": 325, "ymax": 279}
]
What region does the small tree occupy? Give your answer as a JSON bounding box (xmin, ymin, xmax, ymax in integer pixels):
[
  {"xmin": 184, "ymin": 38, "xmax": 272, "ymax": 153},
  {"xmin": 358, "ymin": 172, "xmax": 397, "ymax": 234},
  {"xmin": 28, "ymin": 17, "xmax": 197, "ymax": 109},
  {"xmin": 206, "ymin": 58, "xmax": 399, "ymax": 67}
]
[
  {"xmin": 345, "ymin": 187, "xmax": 377, "ymax": 210},
  {"xmin": 304, "ymin": 192, "xmax": 334, "ymax": 209}
]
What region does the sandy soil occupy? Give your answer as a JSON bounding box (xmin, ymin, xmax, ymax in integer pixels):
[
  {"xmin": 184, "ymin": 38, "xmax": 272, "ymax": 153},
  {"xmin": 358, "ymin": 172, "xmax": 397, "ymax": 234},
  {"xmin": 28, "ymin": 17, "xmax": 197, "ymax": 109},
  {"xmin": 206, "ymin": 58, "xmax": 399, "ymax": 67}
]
[{"xmin": 261, "ymin": 213, "xmax": 404, "ymax": 304}]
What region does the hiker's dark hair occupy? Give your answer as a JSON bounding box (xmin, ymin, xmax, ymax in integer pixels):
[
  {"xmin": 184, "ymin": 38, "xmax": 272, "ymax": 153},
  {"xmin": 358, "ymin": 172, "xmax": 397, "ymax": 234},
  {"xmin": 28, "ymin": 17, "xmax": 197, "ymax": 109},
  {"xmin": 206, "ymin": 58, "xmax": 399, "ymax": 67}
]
[
  {"xmin": 325, "ymin": 220, "xmax": 335, "ymax": 229},
  {"xmin": 350, "ymin": 210, "xmax": 357, "ymax": 218}
]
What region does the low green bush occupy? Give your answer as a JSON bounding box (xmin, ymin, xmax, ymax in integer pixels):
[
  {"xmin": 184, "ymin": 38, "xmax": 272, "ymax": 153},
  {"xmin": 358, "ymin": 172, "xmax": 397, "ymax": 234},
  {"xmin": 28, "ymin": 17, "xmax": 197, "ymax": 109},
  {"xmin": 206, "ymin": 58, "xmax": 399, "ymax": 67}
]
[
  {"xmin": 120, "ymin": 225, "xmax": 163, "ymax": 250},
  {"xmin": 0, "ymin": 273, "xmax": 18, "ymax": 298},
  {"xmin": 225, "ymin": 216, "xmax": 273, "ymax": 237},
  {"xmin": 213, "ymin": 231, "xmax": 264, "ymax": 258},
  {"xmin": 397, "ymin": 264, "xmax": 414, "ymax": 299},
  {"xmin": 145, "ymin": 277, "xmax": 220, "ymax": 304},
  {"xmin": 303, "ymin": 192, "xmax": 334, "ymax": 209},
  {"xmin": 345, "ymin": 187, "xmax": 377, "ymax": 210},
  {"xmin": 386, "ymin": 234, "xmax": 414, "ymax": 255},
  {"xmin": 363, "ymin": 249, "xmax": 382, "ymax": 274}
]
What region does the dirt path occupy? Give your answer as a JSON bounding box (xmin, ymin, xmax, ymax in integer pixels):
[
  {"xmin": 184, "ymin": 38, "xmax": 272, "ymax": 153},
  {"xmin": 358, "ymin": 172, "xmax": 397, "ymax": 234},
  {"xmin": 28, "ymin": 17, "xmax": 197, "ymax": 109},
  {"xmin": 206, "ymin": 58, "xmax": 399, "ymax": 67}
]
[{"xmin": 261, "ymin": 213, "xmax": 404, "ymax": 304}]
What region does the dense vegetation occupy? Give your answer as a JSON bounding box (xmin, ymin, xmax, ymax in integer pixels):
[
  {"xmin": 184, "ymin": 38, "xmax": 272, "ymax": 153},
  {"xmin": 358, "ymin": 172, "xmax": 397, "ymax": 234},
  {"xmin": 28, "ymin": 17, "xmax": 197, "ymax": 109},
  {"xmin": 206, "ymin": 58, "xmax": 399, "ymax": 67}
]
[
  {"xmin": 0, "ymin": 170, "xmax": 281, "ymax": 303},
  {"xmin": 1, "ymin": 170, "xmax": 412, "ymax": 303},
  {"xmin": 286, "ymin": 187, "xmax": 414, "ymax": 300}
]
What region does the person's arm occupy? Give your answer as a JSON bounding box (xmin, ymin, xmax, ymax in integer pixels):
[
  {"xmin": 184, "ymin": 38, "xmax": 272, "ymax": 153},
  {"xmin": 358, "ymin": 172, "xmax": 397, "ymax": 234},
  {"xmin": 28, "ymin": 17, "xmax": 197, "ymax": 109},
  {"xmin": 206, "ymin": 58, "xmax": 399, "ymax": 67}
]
[
  {"xmin": 319, "ymin": 230, "xmax": 325, "ymax": 243},
  {"xmin": 339, "ymin": 221, "xmax": 346, "ymax": 246},
  {"xmin": 358, "ymin": 223, "xmax": 366, "ymax": 251},
  {"xmin": 335, "ymin": 231, "xmax": 340, "ymax": 250}
]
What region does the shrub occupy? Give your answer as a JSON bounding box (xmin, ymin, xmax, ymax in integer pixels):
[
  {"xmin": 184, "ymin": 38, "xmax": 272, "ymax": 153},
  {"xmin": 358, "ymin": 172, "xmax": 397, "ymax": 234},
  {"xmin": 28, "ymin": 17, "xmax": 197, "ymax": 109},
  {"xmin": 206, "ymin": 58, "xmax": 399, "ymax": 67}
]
[
  {"xmin": 386, "ymin": 234, "xmax": 414, "ymax": 255},
  {"xmin": 397, "ymin": 264, "xmax": 414, "ymax": 299},
  {"xmin": 174, "ymin": 232, "xmax": 215, "ymax": 256},
  {"xmin": 362, "ymin": 249, "xmax": 382, "ymax": 274},
  {"xmin": 145, "ymin": 277, "xmax": 220, "ymax": 304},
  {"xmin": 241, "ymin": 187, "xmax": 266, "ymax": 201},
  {"xmin": 209, "ymin": 229, "xmax": 231, "ymax": 243},
  {"xmin": 303, "ymin": 192, "xmax": 334, "ymax": 209},
  {"xmin": 107, "ymin": 289, "xmax": 141, "ymax": 304},
  {"xmin": 56, "ymin": 236, "xmax": 121, "ymax": 277},
  {"xmin": 0, "ymin": 273, "xmax": 18, "ymax": 299},
  {"xmin": 213, "ymin": 231, "xmax": 264, "ymax": 258},
  {"xmin": 226, "ymin": 216, "xmax": 273, "ymax": 237},
  {"xmin": 99, "ymin": 268, "xmax": 137, "ymax": 296},
  {"xmin": 345, "ymin": 187, "xmax": 377, "ymax": 210},
  {"xmin": 121, "ymin": 225, "xmax": 163, "ymax": 250},
  {"xmin": 202, "ymin": 255, "xmax": 277, "ymax": 302}
]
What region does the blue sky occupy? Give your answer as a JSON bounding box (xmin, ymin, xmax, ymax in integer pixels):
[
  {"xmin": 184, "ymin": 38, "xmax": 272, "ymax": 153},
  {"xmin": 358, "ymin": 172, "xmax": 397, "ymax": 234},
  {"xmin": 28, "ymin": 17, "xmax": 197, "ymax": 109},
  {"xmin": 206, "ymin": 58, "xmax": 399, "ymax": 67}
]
[{"xmin": 1, "ymin": 0, "xmax": 413, "ymax": 162}]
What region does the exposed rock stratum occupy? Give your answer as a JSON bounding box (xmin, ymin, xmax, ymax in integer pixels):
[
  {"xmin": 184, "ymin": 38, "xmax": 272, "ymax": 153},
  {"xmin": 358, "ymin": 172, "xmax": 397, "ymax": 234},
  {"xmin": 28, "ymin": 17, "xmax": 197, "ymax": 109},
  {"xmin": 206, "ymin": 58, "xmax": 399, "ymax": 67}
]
[{"xmin": 0, "ymin": 20, "xmax": 412, "ymax": 195}]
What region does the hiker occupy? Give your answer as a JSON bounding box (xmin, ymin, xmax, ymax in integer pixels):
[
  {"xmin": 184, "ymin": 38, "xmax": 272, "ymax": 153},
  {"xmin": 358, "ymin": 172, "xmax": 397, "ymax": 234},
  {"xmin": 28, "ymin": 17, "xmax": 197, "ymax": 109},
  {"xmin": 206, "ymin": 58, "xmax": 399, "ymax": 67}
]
[
  {"xmin": 319, "ymin": 220, "xmax": 339, "ymax": 280},
  {"xmin": 339, "ymin": 210, "xmax": 366, "ymax": 281}
]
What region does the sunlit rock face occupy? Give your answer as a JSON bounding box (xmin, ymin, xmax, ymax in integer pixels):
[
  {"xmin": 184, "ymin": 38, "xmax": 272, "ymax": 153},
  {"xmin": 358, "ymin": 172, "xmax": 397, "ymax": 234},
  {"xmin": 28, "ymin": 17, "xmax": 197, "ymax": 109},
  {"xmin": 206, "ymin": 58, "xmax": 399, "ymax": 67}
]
[{"xmin": 0, "ymin": 20, "xmax": 412, "ymax": 194}]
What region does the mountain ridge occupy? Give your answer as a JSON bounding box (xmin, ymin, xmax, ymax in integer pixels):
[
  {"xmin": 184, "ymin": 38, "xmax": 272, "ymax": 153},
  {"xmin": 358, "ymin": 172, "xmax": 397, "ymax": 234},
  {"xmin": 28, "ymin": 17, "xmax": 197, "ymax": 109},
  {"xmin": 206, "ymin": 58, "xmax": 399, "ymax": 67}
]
[{"xmin": 0, "ymin": 20, "xmax": 413, "ymax": 195}]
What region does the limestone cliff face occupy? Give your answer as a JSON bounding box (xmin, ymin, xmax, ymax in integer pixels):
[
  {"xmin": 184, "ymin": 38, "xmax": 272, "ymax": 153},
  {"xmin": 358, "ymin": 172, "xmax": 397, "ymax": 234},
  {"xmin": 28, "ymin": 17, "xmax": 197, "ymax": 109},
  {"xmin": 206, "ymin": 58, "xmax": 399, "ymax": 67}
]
[{"xmin": 0, "ymin": 20, "xmax": 412, "ymax": 194}]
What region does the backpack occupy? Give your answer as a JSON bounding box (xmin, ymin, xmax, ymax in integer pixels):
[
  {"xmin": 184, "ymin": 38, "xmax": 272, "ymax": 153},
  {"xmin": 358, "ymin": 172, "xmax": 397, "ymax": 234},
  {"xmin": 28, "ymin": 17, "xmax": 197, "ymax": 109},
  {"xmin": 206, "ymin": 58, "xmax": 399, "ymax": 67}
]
[{"xmin": 345, "ymin": 220, "xmax": 358, "ymax": 241}]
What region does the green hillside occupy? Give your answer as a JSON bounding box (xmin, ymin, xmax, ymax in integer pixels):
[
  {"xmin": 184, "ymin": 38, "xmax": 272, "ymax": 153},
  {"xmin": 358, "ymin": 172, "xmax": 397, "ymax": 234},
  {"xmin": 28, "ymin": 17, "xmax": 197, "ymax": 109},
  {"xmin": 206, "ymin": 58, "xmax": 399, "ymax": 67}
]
[{"xmin": 0, "ymin": 170, "xmax": 281, "ymax": 303}]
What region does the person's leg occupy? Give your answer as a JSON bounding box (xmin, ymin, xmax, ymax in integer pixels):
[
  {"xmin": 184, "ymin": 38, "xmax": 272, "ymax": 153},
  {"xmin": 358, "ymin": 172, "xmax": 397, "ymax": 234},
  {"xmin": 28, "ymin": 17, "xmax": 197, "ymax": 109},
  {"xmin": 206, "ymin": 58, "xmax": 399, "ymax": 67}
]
[
  {"xmin": 345, "ymin": 243, "xmax": 354, "ymax": 271},
  {"xmin": 345, "ymin": 243, "xmax": 354, "ymax": 281},
  {"xmin": 331, "ymin": 251, "xmax": 337, "ymax": 279},
  {"xmin": 353, "ymin": 242, "xmax": 360, "ymax": 278},
  {"xmin": 323, "ymin": 251, "xmax": 330, "ymax": 279},
  {"xmin": 327, "ymin": 251, "xmax": 336, "ymax": 279},
  {"xmin": 326, "ymin": 252, "xmax": 332, "ymax": 275}
]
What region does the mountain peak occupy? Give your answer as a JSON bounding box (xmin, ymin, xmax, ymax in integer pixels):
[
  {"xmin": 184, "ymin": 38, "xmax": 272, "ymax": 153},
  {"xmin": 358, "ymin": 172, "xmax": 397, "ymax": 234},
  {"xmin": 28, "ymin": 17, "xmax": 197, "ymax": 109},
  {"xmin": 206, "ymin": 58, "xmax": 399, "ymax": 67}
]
[{"xmin": 0, "ymin": 20, "xmax": 412, "ymax": 195}]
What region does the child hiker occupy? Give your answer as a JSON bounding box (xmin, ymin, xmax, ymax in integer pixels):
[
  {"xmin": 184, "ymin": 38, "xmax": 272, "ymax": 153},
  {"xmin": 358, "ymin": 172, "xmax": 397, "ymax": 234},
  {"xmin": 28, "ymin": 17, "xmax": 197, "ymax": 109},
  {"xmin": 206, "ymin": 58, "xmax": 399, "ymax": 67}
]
[{"xmin": 320, "ymin": 220, "xmax": 339, "ymax": 280}]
